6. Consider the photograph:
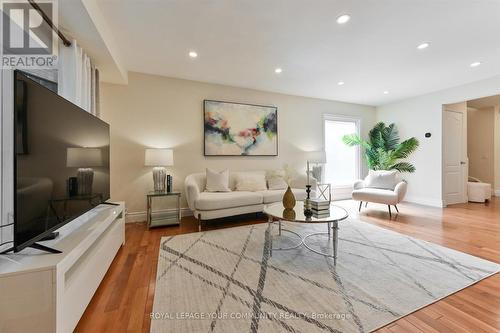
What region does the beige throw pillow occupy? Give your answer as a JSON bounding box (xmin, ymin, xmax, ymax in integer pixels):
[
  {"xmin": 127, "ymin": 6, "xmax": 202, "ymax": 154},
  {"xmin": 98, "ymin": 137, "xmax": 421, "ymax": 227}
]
[
  {"xmin": 205, "ymin": 169, "xmax": 231, "ymax": 192},
  {"xmin": 235, "ymin": 172, "xmax": 267, "ymax": 191},
  {"xmin": 365, "ymin": 170, "xmax": 398, "ymax": 190},
  {"xmin": 266, "ymin": 170, "xmax": 288, "ymax": 190}
]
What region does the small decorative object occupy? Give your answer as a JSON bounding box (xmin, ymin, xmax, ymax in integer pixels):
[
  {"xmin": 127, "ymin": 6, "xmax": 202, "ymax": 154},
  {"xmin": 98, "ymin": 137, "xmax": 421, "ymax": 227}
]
[
  {"xmin": 303, "ymin": 185, "xmax": 313, "ymax": 218},
  {"xmin": 145, "ymin": 148, "xmax": 174, "ymax": 192},
  {"xmin": 167, "ymin": 175, "xmax": 173, "ymax": 193},
  {"xmin": 204, "ymin": 100, "xmax": 278, "ymax": 156},
  {"xmin": 282, "ymin": 165, "xmax": 297, "ymax": 209},
  {"xmin": 282, "ymin": 208, "xmax": 296, "ymax": 220},
  {"xmin": 67, "ymin": 147, "xmax": 103, "ymax": 196},
  {"xmin": 342, "ymin": 122, "xmax": 419, "ymax": 173},
  {"xmin": 306, "ymin": 150, "xmax": 327, "ymax": 183}
]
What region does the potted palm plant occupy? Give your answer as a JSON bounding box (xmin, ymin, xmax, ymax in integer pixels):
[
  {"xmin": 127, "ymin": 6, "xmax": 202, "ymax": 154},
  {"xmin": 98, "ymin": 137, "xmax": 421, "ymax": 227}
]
[{"xmin": 342, "ymin": 122, "xmax": 419, "ymax": 173}]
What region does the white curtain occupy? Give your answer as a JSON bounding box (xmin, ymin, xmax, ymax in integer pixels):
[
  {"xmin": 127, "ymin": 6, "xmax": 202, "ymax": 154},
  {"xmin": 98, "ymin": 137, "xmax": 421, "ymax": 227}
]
[{"xmin": 58, "ymin": 40, "xmax": 99, "ymax": 116}]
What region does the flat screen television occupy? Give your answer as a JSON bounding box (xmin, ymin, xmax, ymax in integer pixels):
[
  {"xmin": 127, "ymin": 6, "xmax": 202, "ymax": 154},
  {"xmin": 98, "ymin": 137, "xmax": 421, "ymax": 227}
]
[{"xmin": 11, "ymin": 70, "xmax": 110, "ymax": 253}]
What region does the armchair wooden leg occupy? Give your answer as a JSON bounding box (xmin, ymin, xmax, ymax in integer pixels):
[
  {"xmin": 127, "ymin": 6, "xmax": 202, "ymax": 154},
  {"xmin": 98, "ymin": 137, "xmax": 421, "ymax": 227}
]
[
  {"xmin": 359, "ymin": 201, "xmax": 363, "ymax": 212},
  {"xmin": 388, "ymin": 205, "xmax": 392, "ymax": 219},
  {"xmin": 198, "ymin": 214, "xmax": 202, "ymax": 232},
  {"xmin": 394, "ymin": 205, "xmax": 399, "ymax": 213}
]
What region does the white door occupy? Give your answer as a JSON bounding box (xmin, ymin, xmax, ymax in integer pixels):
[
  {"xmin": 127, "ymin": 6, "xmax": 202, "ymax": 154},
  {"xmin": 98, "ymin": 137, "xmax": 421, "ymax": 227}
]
[{"xmin": 443, "ymin": 109, "xmax": 466, "ymax": 205}]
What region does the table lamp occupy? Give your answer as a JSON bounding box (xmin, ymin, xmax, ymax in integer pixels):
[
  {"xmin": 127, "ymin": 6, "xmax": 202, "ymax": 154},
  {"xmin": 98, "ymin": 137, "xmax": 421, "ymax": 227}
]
[
  {"xmin": 67, "ymin": 147, "xmax": 103, "ymax": 196},
  {"xmin": 145, "ymin": 148, "xmax": 174, "ymax": 192},
  {"xmin": 307, "ymin": 150, "xmax": 327, "ymax": 184}
]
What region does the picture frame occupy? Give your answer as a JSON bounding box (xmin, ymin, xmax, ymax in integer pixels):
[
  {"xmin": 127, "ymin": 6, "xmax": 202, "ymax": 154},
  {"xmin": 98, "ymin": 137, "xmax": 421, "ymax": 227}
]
[{"xmin": 203, "ymin": 100, "xmax": 278, "ymax": 156}]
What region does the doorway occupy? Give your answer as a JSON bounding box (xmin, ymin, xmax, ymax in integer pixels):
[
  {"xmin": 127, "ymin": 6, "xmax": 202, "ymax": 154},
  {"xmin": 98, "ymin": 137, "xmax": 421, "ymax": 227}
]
[{"xmin": 442, "ymin": 96, "xmax": 500, "ymax": 206}]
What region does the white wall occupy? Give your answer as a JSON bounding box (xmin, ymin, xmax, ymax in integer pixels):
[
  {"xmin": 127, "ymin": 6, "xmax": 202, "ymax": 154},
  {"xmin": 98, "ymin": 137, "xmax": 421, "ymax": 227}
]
[
  {"xmin": 101, "ymin": 72, "xmax": 376, "ymax": 219},
  {"xmin": 376, "ymin": 75, "xmax": 500, "ymax": 207}
]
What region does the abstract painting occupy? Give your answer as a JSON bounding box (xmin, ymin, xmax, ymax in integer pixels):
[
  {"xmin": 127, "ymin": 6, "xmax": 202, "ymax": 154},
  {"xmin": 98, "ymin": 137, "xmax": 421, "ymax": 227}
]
[{"xmin": 204, "ymin": 100, "xmax": 278, "ymax": 156}]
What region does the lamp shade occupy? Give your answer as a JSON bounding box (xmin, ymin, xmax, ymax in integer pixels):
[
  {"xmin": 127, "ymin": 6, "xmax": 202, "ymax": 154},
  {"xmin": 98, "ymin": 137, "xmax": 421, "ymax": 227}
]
[
  {"xmin": 67, "ymin": 147, "xmax": 103, "ymax": 167},
  {"xmin": 307, "ymin": 150, "xmax": 327, "ymax": 164},
  {"xmin": 145, "ymin": 148, "xmax": 174, "ymax": 167}
]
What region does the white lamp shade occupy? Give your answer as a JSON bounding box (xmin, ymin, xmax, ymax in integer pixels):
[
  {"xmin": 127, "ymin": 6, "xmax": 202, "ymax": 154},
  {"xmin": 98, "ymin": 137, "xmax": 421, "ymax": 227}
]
[
  {"xmin": 307, "ymin": 150, "xmax": 327, "ymax": 164},
  {"xmin": 67, "ymin": 148, "xmax": 103, "ymax": 167},
  {"xmin": 145, "ymin": 148, "xmax": 174, "ymax": 167}
]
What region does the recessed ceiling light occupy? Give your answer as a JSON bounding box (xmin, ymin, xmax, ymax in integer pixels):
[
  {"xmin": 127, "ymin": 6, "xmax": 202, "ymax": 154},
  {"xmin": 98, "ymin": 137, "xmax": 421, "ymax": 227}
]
[
  {"xmin": 336, "ymin": 14, "xmax": 350, "ymax": 24},
  {"xmin": 274, "ymin": 68, "xmax": 282, "ymax": 74},
  {"xmin": 417, "ymin": 42, "xmax": 430, "ymax": 50},
  {"xmin": 470, "ymin": 61, "xmax": 481, "ymax": 67},
  {"xmin": 383, "ymin": 91, "xmax": 389, "ymax": 95},
  {"xmin": 188, "ymin": 51, "xmax": 198, "ymax": 58},
  {"xmin": 337, "ymin": 81, "xmax": 345, "ymax": 86}
]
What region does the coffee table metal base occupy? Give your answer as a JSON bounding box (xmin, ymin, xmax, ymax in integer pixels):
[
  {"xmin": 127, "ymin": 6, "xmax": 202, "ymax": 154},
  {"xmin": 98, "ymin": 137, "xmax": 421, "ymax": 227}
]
[{"xmin": 267, "ymin": 217, "xmax": 339, "ymax": 263}]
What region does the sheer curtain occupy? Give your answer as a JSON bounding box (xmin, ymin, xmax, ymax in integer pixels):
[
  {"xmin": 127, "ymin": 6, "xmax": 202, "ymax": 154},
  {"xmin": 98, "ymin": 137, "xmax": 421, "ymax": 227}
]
[{"xmin": 58, "ymin": 40, "xmax": 99, "ymax": 116}]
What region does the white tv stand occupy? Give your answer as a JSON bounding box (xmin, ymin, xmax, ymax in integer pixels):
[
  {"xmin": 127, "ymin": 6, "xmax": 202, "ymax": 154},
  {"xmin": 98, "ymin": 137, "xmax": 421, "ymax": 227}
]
[{"xmin": 0, "ymin": 202, "xmax": 125, "ymax": 333}]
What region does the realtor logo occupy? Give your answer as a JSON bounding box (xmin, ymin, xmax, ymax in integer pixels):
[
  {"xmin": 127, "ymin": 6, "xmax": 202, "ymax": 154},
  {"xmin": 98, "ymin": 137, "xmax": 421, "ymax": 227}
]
[{"xmin": 1, "ymin": 0, "xmax": 58, "ymax": 68}]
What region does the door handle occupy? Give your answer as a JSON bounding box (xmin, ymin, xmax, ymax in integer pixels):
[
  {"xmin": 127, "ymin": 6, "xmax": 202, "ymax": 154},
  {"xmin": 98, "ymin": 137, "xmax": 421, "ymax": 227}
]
[{"xmin": 460, "ymin": 161, "xmax": 466, "ymax": 165}]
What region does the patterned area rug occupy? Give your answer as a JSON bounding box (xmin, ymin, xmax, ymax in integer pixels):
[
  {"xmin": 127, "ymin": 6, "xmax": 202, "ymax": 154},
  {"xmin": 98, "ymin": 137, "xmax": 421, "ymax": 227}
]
[{"xmin": 151, "ymin": 219, "xmax": 500, "ymax": 333}]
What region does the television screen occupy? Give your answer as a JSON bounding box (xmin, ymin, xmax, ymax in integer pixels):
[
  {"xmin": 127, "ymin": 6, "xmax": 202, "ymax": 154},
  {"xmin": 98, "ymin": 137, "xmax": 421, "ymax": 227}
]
[{"xmin": 14, "ymin": 71, "xmax": 110, "ymax": 252}]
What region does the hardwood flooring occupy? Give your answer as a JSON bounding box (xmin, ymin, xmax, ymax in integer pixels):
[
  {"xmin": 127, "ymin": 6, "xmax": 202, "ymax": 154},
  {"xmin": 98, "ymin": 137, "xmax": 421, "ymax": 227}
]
[{"xmin": 75, "ymin": 198, "xmax": 500, "ymax": 332}]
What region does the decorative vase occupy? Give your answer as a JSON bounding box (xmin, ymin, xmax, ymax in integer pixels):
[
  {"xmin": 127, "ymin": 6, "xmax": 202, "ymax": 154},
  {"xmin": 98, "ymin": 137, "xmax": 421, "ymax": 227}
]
[
  {"xmin": 282, "ymin": 186, "xmax": 296, "ymax": 209},
  {"xmin": 282, "ymin": 208, "xmax": 296, "ymax": 220}
]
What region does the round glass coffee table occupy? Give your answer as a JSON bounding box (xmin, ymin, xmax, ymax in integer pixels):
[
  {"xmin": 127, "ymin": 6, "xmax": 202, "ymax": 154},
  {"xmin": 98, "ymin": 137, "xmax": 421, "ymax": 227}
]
[{"xmin": 263, "ymin": 201, "xmax": 348, "ymax": 262}]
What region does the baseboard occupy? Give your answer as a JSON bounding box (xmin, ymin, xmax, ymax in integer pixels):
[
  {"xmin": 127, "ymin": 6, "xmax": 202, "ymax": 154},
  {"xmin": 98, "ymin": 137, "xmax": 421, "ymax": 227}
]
[
  {"xmin": 126, "ymin": 207, "xmax": 193, "ymax": 223},
  {"xmin": 403, "ymin": 195, "xmax": 444, "ymax": 208}
]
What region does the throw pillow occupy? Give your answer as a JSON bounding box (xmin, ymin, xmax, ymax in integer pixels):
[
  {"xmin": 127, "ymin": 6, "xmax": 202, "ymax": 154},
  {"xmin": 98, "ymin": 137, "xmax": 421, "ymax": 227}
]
[
  {"xmin": 235, "ymin": 172, "xmax": 267, "ymax": 191},
  {"xmin": 364, "ymin": 170, "xmax": 398, "ymax": 190},
  {"xmin": 205, "ymin": 168, "xmax": 231, "ymax": 192},
  {"xmin": 266, "ymin": 169, "xmax": 288, "ymax": 190}
]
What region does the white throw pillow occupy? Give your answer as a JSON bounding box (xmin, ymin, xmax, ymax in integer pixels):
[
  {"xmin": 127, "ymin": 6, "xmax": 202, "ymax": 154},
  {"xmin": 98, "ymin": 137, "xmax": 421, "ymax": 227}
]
[
  {"xmin": 266, "ymin": 170, "xmax": 288, "ymax": 190},
  {"xmin": 235, "ymin": 172, "xmax": 267, "ymax": 191},
  {"xmin": 365, "ymin": 170, "xmax": 398, "ymax": 190},
  {"xmin": 205, "ymin": 169, "xmax": 231, "ymax": 192}
]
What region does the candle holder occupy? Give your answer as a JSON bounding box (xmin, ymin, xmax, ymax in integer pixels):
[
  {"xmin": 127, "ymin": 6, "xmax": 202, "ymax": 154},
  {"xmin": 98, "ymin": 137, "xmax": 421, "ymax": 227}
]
[{"xmin": 304, "ymin": 185, "xmax": 313, "ymax": 218}]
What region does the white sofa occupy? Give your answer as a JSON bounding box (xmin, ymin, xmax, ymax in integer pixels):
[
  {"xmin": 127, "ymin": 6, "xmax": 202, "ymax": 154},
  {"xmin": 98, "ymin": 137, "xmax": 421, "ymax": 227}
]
[
  {"xmin": 352, "ymin": 177, "xmax": 407, "ymax": 218},
  {"xmin": 185, "ymin": 171, "xmax": 317, "ymax": 231}
]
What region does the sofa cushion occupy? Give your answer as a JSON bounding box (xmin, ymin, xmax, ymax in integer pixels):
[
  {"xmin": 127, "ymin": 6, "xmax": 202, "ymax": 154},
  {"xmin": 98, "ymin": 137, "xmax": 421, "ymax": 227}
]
[
  {"xmin": 205, "ymin": 168, "xmax": 231, "ymax": 192},
  {"xmin": 258, "ymin": 188, "xmax": 308, "ymax": 204},
  {"xmin": 235, "ymin": 172, "xmax": 267, "ymax": 191},
  {"xmin": 196, "ymin": 191, "xmax": 263, "ymax": 210},
  {"xmin": 365, "ymin": 170, "xmax": 398, "ymax": 190},
  {"xmin": 266, "ymin": 170, "xmax": 288, "ymax": 190},
  {"xmin": 352, "ymin": 188, "xmax": 398, "ymax": 205}
]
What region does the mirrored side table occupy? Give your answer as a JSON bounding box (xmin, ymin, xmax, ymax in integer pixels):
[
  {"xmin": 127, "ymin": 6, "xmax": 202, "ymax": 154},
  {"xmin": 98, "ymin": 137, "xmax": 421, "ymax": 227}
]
[{"xmin": 146, "ymin": 191, "xmax": 181, "ymax": 228}]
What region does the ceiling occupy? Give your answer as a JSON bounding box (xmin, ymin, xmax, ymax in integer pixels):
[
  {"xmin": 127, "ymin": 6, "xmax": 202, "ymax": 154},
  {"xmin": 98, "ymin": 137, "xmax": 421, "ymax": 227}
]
[
  {"xmin": 93, "ymin": 0, "xmax": 500, "ymax": 106},
  {"xmin": 468, "ymin": 94, "xmax": 500, "ymax": 109}
]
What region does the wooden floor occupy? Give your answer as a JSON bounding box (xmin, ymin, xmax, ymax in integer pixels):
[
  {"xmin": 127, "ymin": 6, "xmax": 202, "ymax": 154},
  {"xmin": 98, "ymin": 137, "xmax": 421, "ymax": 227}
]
[{"xmin": 75, "ymin": 198, "xmax": 500, "ymax": 333}]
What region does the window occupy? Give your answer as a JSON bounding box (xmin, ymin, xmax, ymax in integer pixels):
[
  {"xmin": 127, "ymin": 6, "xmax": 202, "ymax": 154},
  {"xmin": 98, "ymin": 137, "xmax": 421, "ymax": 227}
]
[{"xmin": 323, "ymin": 116, "xmax": 360, "ymax": 189}]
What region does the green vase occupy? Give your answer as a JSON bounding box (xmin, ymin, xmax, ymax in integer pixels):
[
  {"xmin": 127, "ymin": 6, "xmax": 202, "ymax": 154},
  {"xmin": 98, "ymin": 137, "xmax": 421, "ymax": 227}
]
[{"xmin": 282, "ymin": 186, "xmax": 296, "ymax": 209}]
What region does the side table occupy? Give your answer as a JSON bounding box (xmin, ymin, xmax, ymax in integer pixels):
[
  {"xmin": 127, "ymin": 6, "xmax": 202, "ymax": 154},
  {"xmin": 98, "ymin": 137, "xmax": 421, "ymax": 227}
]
[{"xmin": 146, "ymin": 191, "xmax": 181, "ymax": 228}]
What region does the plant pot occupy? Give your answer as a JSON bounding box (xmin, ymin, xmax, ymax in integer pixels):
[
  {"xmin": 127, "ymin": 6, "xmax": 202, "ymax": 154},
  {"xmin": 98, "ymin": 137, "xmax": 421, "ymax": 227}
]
[{"xmin": 282, "ymin": 186, "xmax": 296, "ymax": 209}]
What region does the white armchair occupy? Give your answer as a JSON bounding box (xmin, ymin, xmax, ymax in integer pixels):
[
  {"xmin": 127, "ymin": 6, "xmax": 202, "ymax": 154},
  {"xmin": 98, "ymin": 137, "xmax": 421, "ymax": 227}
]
[{"xmin": 352, "ymin": 175, "xmax": 407, "ymax": 218}]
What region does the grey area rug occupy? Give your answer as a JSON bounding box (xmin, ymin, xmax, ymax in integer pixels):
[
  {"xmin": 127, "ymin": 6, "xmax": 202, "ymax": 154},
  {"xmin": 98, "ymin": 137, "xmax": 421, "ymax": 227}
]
[{"xmin": 151, "ymin": 219, "xmax": 500, "ymax": 333}]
